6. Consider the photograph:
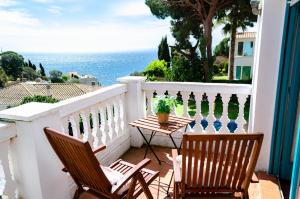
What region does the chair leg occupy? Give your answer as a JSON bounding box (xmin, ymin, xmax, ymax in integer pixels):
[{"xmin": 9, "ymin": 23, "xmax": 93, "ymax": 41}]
[
  {"xmin": 242, "ymin": 191, "xmax": 249, "ymax": 199},
  {"xmin": 137, "ymin": 172, "xmax": 153, "ymax": 199},
  {"xmin": 73, "ymin": 187, "xmax": 84, "ymax": 199},
  {"xmin": 126, "ymin": 176, "xmax": 138, "ymax": 199},
  {"xmin": 173, "ymin": 182, "xmax": 179, "ymax": 199}
]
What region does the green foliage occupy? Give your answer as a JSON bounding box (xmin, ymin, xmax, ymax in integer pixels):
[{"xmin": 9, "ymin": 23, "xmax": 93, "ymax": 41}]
[
  {"xmin": 28, "ymin": 60, "xmax": 36, "ymax": 71},
  {"xmin": 68, "ymin": 78, "xmax": 80, "ymax": 83},
  {"xmin": 39, "ymin": 63, "xmax": 46, "ymax": 77},
  {"xmin": 167, "ymin": 53, "xmax": 204, "ymax": 82},
  {"xmin": 0, "ymin": 51, "xmax": 24, "ymax": 79},
  {"xmin": 49, "ymin": 70, "xmax": 64, "ymax": 83},
  {"xmin": 0, "ymin": 67, "xmax": 7, "ymax": 88},
  {"xmin": 22, "ymin": 67, "xmax": 38, "ymax": 80},
  {"xmin": 214, "ymin": 38, "xmax": 230, "ymax": 57},
  {"xmin": 61, "ymin": 74, "xmax": 69, "ymax": 82},
  {"xmin": 21, "ymin": 95, "xmax": 59, "ymax": 105},
  {"xmin": 213, "ymin": 61, "xmax": 228, "ymax": 75},
  {"xmin": 158, "ymin": 36, "xmax": 171, "ymax": 66},
  {"xmin": 144, "ymin": 60, "xmax": 168, "ymax": 79},
  {"xmin": 153, "ymin": 96, "xmax": 175, "ymax": 114}
]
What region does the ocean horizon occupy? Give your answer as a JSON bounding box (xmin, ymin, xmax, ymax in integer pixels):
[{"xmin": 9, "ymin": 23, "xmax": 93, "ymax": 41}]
[{"xmin": 21, "ymin": 50, "xmax": 157, "ymax": 86}]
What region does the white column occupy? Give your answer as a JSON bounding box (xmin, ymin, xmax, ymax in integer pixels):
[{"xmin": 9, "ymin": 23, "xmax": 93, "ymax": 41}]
[
  {"xmin": 117, "ymin": 76, "xmax": 147, "ymax": 147},
  {"xmin": 248, "ymin": 0, "xmax": 286, "ymax": 171},
  {"xmin": 0, "ymin": 103, "xmax": 73, "ymax": 199}
]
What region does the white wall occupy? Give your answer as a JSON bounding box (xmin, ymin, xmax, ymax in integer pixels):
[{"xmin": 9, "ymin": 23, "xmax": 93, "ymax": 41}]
[{"xmin": 249, "ymin": 0, "xmax": 286, "ymax": 171}]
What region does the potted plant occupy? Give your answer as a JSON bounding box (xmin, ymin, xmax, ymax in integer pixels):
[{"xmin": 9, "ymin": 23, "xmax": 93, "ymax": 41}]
[{"xmin": 153, "ymin": 96, "xmax": 175, "ymax": 124}]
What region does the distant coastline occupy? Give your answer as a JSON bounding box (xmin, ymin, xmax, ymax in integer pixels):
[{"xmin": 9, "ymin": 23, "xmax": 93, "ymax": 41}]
[{"xmin": 22, "ymin": 50, "xmax": 157, "ymax": 86}]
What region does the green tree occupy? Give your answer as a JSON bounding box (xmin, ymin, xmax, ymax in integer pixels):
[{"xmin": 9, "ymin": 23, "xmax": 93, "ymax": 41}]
[
  {"xmin": 22, "ymin": 67, "xmax": 37, "ymax": 80},
  {"xmin": 158, "ymin": 36, "xmax": 171, "ymax": 67},
  {"xmin": 0, "ymin": 67, "xmax": 7, "ymax": 88},
  {"xmin": 214, "ymin": 37, "xmax": 230, "ymax": 57},
  {"xmin": 216, "ymin": 0, "xmax": 256, "ymax": 80},
  {"xmin": 0, "ymin": 51, "xmax": 24, "ymax": 79},
  {"xmin": 146, "ymin": 0, "xmax": 233, "ymax": 82},
  {"xmin": 21, "ymin": 95, "xmax": 59, "ymax": 105},
  {"xmin": 39, "ymin": 63, "xmax": 46, "ymax": 77},
  {"xmin": 167, "ymin": 51, "xmax": 203, "ymax": 82},
  {"xmin": 144, "ymin": 60, "xmax": 168, "ymax": 79},
  {"xmin": 49, "ymin": 70, "xmax": 64, "ymax": 83},
  {"xmin": 28, "ymin": 60, "xmax": 36, "ymax": 70}
]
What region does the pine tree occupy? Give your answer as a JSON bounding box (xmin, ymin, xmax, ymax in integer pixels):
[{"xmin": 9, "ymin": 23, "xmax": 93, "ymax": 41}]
[
  {"xmin": 28, "ymin": 60, "xmax": 33, "ymax": 68},
  {"xmin": 158, "ymin": 36, "xmax": 171, "ymax": 67},
  {"xmin": 32, "ymin": 64, "xmax": 37, "ymax": 71},
  {"xmin": 39, "ymin": 63, "xmax": 46, "ymax": 77}
]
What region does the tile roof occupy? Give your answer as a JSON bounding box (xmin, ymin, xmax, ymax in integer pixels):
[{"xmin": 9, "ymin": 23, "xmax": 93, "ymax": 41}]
[
  {"xmin": 236, "ymin": 32, "xmax": 256, "ymax": 39},
  {"xmin": 0, "ymin": 82, "xmax": 101, "ymax": 106}
]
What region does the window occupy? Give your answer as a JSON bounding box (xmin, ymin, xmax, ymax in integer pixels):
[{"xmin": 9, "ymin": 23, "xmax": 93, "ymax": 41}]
[
  {"xmin": 236, "ymin": 66, "xmax": 241, "ymax": 80},
  {"xmin": 243, "ymin": 41, "xmax": 253, "ymax": 56},
  {"xmin": 237, "ymin": 42, "xmax": 243, "ymax": 56},
  {"xmin": 242, "ymin": 66, "xmax": 251, "ymax": 80}
]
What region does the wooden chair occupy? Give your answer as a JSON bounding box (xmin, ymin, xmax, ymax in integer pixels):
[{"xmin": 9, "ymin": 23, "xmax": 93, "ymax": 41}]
[
  {"xmin": 44, "ymin": 127, "xmax": 159, "ymax": 199},
  {"xmin": 172, "ymin": 133, "xmax": 263, "ymax": 199}
]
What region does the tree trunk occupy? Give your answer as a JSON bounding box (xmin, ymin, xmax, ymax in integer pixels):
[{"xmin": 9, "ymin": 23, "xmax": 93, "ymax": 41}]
[
  {"xmin": 229, "ymin": 6, "xmax": 238, "ymax": 80},
  {"xmin": 203, "ymin": 21, "xmax": 213, "ymax": 82}
]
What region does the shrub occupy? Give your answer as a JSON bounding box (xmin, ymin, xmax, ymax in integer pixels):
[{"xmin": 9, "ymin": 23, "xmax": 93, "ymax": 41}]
[
  {"xmin": 21, "ymin": 95, "xmax": 59, "ymax": 105},
  {"xmin": 167, "ymin": 53, "xmax": 204, "ymax": 82},
  {"xmin": 0, "ymin": 67, "xmax": 7, "ymax": 88},
  {"xmin": 22, "ymin": 67, "xmax": 38, "ymax": 80},
  {"xmin": 144, "ymin": 60, "xmax": 168, "ymax": 78},
  {"xmin": 49, "ymin": 70, "xmax": 64, "ymax": 83}
]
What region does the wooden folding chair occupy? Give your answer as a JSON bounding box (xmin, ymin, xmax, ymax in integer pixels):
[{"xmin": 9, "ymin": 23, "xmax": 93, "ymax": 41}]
[
  {"xmin": 172, "ymin": 133, "xmax": 263, "ymax": 199},
  {"xmin": 44, "ymin": 127, "xmax": 159, "ymax": 199}
]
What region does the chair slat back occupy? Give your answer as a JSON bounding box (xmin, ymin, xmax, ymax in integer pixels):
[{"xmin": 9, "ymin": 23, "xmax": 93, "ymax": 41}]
[
  {"xmin": 181, "ymin": 133, "xmax": 263, "ymax": 193},
  {"xmin": 44, "ymin": 128, "xmax": 112, "ymax": 195}
]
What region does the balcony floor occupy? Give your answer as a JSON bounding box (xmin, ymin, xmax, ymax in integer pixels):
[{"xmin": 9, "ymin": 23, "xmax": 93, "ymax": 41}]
[{"xmin": 120, "ymin": 146, "xmax": 283, "ymax": 199}]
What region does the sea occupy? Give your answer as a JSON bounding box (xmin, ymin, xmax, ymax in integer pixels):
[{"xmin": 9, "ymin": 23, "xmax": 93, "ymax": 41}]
[{"xmin": 22, "ymin": 50, "xmax": 157, "ymax": 86}]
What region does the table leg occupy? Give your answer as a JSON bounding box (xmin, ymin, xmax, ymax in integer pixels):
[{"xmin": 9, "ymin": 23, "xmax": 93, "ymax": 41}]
[
  {"xmin": 144, "ymin": 131, "xmax": 156, "ymax": 158},
  {"xmin": 179, "ymin": 125, "xmax": 189, "ymax": 150},
  {"xmin": 166, "ymin": 170, "xmax": 174, "ymax": 196},
  {"xmin": 137, "ymin": 127, "xmax": 161, "ymax": 164},
  {"xmin": 169, "ymin": 134, "xmax": 179, "ymax": 152}
]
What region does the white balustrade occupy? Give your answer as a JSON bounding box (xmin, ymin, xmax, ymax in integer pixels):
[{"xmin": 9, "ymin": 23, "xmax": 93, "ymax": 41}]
[
  {"xmin": 0, "ymin": 123, "xmax": 17, "ymax": 199},
  {"xmin": 143, "ymin": 82, "xmax": 252, "ymax": 134},
  {"xmin": 55, "ymin": 84, "xmax": 129, "ymax": 149}
]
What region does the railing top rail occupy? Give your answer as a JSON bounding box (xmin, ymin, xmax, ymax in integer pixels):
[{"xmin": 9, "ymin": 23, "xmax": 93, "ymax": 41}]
[
  {"xmin": 0, "ymin": 122, "xmax": 17, "ymax": 143},
  {"xmin": 56, "ymin": 84, "xmax": 127, "ymax": 118},
  {"xmin": 142, "ymin": 82, "xmax": 252, "ymax": 95}
]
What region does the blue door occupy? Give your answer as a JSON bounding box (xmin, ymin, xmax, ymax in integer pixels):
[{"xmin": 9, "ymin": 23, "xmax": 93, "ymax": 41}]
[{"xmin": 270, "ymin": 1, "xmax": 300, "ymax": 180}]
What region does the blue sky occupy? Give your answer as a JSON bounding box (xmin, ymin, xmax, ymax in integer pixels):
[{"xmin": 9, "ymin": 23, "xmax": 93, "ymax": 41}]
[{"xmin": 0, "ymin": 0, "xmax": 256, "ymax": 53}]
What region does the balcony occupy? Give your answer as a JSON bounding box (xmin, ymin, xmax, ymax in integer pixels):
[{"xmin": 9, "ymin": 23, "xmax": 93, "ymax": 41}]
[{"xmin": 0, "ymin": 76, "xmax": 281, "ymax": 199}]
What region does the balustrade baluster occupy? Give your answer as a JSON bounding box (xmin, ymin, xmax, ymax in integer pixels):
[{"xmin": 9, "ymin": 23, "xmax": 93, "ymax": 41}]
[
  {"xmin": 206, "ymin": 93, "xmax": 217, "ymax": 133},
  {"xmin": 107, "ymin": 102, "xmax": 116, "ymax": 140},
  {"xmin": 120, "ymin": 93, "xmax": 127, "ymax": 134},
  {"xmin": 236, "ymin": 94, "xmax": 248, "ymax": 133},
  {"xmin": 182, "ymin": 92, "xmax": 190, "ymax": 118},
  {"xmin": 0, "ymin": 140, "xmax": 17, "ymax": 199},
  {"xmin": 100, "ymin": 105, "xmax": 110, "ymax": 144},
  {"xmin": 146, "ymin": 91, "xmax": 154, "ymax": 115},
  {"xmin": 70, "ymin": 113, "xmax": 81, "ymax": 138},
  {"xmin": 219, "ymin": 94, "xmax": 231, "ymax": 133},
  {"xmin": 62, "ymin": 116, "xmax": 69, "ymax": 134},
  {"xmin": 113, "ymin": 97, "xmax": 121, "ymax": 136},
  {"xmin": 81, "ymin": 109, "xmax": 94, "ymax": 144},
  {"xmin": 91, "ymin": 106, "xmax": 102, "ymax": 147},
  {"xmin": 194, "ymin": 92, "xmax": 203, "ymax": 132},
  {"xmin": 169, "ymin": 90, "xmax": 178, "ymax": 116}
]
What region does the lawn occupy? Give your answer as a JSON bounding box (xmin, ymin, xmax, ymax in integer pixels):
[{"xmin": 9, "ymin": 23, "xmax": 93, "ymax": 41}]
[{"xmin": 212, "ymin": 75, "xmax": 228, "ymax": 81}]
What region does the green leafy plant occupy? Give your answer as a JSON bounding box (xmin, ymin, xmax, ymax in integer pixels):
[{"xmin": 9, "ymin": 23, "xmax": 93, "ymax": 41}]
[
  {"xmin": 153, "ymin": 96, "xmax": 175, "ymax": 114},
  {"xmin": 21, "ymin": 95, "xmax": 59, "ymax": 105}
]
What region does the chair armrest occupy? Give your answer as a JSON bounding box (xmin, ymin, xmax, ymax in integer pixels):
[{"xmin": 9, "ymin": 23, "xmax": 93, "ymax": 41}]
[
  {"xmin": 93, "ymin": 145, "xmax": 106, "ymax": 154},
  {"xmin": 172, "ymin": 149, "xmax": 181, "ymax": 183},
  {"xmin": 111, "ymin": 158, "xmax": 151, "ymax": 194}
]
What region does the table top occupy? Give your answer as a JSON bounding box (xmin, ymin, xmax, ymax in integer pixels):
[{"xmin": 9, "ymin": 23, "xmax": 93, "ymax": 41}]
[{"xmin": 129, "ymin": 115, "xmax": 194, "ymax": 135}]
